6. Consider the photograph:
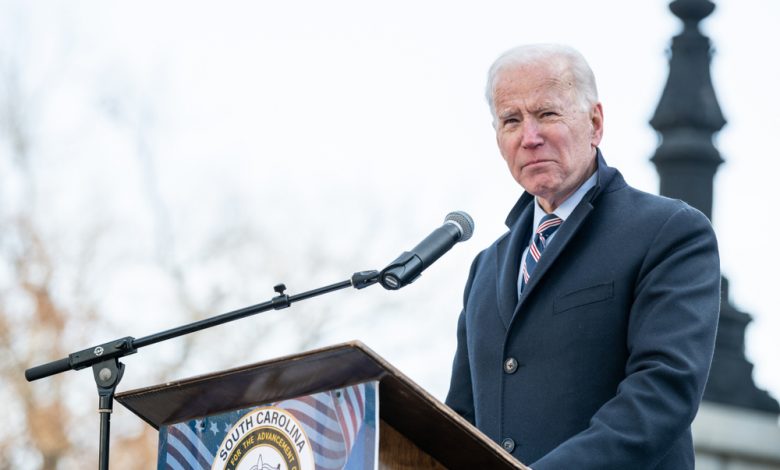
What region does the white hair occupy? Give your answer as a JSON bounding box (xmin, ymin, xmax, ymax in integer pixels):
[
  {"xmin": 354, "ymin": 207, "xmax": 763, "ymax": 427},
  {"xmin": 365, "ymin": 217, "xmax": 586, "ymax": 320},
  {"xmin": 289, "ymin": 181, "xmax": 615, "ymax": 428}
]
[{"xmin": 485, "ymin": 44, "xmax": 599, "ymax": 120}]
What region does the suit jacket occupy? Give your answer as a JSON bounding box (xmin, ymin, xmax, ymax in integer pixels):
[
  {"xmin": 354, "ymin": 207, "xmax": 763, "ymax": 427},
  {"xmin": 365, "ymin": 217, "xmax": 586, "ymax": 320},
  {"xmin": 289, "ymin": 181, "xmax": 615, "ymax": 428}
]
[{"xmin": 446, "ymin": 151, "xmax": 720, "ymax": 469}]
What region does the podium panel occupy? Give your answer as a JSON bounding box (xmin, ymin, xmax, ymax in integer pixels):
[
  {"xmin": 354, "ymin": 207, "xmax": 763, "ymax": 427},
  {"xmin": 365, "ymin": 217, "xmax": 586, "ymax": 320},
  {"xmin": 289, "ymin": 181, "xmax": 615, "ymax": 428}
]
[{"xmin": 157, "ymin": 382, "xmax": 378, "ymax": 469}]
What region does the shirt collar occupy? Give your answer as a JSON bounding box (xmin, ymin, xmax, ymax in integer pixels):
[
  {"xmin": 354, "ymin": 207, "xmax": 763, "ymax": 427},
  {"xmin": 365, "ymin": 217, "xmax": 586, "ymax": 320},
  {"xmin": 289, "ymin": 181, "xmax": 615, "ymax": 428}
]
[{"xmin": 532, "ymin": 170, "xmax": 598, "ymax": 228}]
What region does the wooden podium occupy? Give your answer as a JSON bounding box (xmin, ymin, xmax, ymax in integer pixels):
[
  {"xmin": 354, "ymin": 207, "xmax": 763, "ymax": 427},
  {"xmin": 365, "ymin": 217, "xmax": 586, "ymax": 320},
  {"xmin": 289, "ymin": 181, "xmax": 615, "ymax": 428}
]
[{"xmin": 116, "ymin": 341, "xmax": 527, "ymax": 469}]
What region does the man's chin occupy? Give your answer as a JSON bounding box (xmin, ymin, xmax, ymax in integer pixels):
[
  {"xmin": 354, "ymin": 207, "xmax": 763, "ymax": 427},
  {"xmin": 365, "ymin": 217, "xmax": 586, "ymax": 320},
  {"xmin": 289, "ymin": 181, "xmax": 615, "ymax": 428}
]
[{"xmin": 517, "ymin": 176, "xmax": 560, "ymax": 197}]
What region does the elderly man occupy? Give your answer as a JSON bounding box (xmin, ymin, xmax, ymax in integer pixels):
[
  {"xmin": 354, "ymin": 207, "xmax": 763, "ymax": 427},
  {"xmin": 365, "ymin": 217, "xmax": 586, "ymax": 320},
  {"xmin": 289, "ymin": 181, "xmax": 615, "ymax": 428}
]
[{"xmin": 446, "ymin": 44, "xmax": 720, "ymax": 469}]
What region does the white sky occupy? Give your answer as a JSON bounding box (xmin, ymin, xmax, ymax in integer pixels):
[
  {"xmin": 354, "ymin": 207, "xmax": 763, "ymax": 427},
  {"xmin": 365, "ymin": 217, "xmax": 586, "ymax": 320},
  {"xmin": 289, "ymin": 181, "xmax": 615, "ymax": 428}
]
[{"xmin": 4, "ymin": 0, "xmax": 779, "ymax": 422}]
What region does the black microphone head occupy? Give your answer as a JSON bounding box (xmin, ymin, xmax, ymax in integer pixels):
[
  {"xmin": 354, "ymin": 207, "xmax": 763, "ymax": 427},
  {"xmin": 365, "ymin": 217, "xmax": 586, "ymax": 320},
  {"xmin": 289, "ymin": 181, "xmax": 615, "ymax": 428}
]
[{"xmin": 445, "ymin": 211, "xmax": 475, "ymax": 241}]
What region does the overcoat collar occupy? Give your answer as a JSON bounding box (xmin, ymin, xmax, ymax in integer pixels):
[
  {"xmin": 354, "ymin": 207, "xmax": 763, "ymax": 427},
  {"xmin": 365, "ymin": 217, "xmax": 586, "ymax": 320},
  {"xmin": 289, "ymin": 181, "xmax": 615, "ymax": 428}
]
[{"xmin": 494, "ymin": 149, "xmax": 625, "ymax": 329}]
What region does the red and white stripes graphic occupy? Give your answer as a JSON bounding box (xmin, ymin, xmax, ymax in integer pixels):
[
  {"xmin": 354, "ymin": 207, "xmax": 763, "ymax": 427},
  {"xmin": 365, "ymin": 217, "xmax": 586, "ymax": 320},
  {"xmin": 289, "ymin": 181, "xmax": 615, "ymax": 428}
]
[{"xmin": 275, "ymin": 383, "xmax": 366, "ymax": 470}]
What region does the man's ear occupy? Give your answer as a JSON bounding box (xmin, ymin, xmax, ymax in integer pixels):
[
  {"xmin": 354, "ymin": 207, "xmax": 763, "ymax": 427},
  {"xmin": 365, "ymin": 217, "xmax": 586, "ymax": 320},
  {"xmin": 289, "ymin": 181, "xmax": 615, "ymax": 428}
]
[{"xmin": 590, "ymin": 102, "xmax": 604, "ymax": 147}]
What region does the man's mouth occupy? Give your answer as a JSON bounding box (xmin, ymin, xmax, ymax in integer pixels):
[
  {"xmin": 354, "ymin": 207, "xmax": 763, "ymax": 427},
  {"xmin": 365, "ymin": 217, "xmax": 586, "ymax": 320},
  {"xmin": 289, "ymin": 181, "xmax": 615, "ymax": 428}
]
[{"xmin": 523, "ymin": 160, "xmax": 552, "ymax": 169}]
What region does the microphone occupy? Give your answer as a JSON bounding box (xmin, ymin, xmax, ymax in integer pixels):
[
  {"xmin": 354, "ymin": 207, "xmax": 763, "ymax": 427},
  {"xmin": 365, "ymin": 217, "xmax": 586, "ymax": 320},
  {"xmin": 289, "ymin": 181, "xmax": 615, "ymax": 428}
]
[{"xmin": 379, "ymin": 211, "xmax": 474, "ymax": 290}]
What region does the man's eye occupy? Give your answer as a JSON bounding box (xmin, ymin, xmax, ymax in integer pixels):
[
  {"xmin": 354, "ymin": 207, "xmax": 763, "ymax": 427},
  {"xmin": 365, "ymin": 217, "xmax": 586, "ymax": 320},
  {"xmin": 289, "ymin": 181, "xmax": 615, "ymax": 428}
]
[{"xmin": 541, "ymin": 111, "xmax": 558, "ymax": 118}]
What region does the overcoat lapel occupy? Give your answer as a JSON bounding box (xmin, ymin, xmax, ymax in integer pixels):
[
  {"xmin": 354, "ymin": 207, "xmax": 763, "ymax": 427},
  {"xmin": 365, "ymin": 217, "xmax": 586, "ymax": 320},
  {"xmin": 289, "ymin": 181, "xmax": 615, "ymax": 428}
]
[{"xmin": 495, "ymin": 193, "xmax": 534, "ymax": 329}]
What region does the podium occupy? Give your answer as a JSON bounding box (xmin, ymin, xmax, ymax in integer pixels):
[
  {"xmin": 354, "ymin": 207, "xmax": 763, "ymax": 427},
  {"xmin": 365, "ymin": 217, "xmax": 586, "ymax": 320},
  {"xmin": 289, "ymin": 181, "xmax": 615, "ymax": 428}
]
[{"xmin": 116, "ymin": 341, "xmax": 527, "ymax": 469}]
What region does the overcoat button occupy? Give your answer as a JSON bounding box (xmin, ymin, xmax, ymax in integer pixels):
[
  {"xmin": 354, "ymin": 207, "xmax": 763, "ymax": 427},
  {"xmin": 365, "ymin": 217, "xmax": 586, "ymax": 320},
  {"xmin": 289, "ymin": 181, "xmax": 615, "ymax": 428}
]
[
  {"xmin": 504, "ymin": 357, "xmax": 518, "ymax": 374},
  {"xmin": 501, "ymin": 437, "xmax": 515, "ymax": 453}
]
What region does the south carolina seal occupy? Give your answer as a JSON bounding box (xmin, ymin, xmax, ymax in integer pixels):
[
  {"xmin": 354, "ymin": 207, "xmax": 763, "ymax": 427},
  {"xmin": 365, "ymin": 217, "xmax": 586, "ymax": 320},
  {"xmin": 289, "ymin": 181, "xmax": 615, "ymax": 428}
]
[{"xmin": 211, "ymin": 407, "xmax": 314, "ymax": 470}]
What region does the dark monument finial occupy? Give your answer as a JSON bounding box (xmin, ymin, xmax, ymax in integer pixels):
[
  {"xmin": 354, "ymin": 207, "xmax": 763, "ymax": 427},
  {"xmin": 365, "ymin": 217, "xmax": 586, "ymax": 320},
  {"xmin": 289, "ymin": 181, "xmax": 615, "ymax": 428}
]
[
  {"xmin": 669, "ymin": 0, "xmax": 716, "ymax": 28},
  {"xmin": 651, "ymin": 0, "xmax": 779, "ymax": 414},
  {"xmin": 651, "ymin": 0, "xmax": 725, "ymax": 222}
]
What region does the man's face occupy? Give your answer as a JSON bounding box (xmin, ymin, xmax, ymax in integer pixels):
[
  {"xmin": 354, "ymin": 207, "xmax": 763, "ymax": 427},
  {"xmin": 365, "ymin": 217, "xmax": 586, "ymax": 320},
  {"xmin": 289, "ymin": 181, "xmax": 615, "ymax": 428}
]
[{"xmin": 493, "ymin": 62, "xmax": 603, "ymax": 212}]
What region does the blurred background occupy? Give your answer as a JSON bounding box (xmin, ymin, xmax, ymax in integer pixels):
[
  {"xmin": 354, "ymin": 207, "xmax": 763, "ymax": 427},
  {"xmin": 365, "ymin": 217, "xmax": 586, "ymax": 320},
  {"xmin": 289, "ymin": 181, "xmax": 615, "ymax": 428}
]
[{"xmin": 1, "ymin": 0, "xmax": 778, "ymax": 468}]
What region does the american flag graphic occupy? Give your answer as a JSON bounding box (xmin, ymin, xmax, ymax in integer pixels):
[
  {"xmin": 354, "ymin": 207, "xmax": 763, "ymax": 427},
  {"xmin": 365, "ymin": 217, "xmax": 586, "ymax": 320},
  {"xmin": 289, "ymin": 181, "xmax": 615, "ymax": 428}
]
[
  {"xmin": 157, "ymin": 381, "xmax": 376, "ymax": 470},
  {"xmin": 162, "ymin": 421, "xmax": 215, "ymax": 470},
  {"xmin": 275, "ymin": 382, "xmax": 366, "ymax": 470}
]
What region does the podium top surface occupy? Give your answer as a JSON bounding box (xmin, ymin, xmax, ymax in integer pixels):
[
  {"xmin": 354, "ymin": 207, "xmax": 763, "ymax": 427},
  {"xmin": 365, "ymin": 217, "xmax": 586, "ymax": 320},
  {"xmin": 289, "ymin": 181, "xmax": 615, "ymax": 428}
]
[
  {"xmin": 116, "ymin": 341, "xmax": 387, "ymax": 428},
  {"xmin": 116, "ymin": 341, "xmax": 526, "ymax": 469}
]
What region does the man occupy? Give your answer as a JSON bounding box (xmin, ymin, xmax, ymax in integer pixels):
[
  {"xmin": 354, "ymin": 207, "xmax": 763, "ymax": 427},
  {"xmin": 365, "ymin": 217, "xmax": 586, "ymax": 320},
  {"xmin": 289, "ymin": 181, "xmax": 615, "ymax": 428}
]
[{"xmin": 446, "ymin": 44, "xmax": 720, "ymax": 469}]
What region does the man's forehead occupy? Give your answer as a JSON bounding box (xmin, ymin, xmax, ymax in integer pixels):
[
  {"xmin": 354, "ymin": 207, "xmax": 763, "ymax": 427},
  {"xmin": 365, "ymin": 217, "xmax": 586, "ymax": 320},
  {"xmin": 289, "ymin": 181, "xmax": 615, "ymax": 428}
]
[{"xmin": 494, "ymin": 76, "xmax": 572, "ymax": 109}]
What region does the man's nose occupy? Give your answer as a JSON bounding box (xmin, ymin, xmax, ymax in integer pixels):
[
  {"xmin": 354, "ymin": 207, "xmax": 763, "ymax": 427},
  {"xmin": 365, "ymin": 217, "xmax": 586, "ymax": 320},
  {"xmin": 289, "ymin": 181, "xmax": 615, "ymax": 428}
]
[{"xmin": 520, "ymin": 120, "xmax": 544, "ymax": 148}]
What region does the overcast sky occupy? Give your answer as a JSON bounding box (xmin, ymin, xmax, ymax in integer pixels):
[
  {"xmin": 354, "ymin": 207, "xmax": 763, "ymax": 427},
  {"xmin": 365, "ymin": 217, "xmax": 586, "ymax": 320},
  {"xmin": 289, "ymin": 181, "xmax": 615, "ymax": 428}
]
[{"xmin": 4, "ymin": 0, "xmax": 779, "ymax": 417}]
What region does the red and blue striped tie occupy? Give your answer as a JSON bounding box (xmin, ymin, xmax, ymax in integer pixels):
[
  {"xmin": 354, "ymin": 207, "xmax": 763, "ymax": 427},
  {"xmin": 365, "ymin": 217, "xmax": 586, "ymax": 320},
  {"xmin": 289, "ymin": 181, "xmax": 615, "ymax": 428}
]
[{"xmin": 520, "ymin": 213, "xmax": 563, "ymax": 293}]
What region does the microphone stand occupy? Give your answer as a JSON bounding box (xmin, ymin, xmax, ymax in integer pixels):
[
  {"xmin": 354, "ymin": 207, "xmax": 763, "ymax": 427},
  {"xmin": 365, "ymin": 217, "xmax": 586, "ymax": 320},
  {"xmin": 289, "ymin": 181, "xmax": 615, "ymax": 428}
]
[{"xmin": 25, "ymin": 270, "xmax": 380, "ymax": 470}]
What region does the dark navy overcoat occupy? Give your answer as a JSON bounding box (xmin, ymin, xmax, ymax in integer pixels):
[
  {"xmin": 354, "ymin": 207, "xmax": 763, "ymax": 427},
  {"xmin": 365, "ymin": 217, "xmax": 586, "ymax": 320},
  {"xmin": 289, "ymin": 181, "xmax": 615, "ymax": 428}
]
[{"xmin": 446, "ymin": 151, "xmax": 720, "ymax": 469}]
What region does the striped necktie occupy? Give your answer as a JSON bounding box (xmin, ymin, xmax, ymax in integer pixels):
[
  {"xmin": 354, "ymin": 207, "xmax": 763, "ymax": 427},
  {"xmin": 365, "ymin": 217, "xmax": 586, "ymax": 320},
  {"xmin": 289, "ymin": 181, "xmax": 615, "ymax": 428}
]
[{"xmin": 520, "ymin": 213, "xmax": 563, "ymax": 294}]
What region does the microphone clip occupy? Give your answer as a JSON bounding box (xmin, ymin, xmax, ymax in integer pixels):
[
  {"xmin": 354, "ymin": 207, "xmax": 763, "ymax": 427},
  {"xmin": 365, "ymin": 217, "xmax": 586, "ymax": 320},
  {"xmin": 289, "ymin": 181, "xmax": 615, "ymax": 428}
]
[
  {"xmin": 350, "ymin": 270, "xmax": 380, "ymax": 290},
  {"xmin": 379, "ymin": 252, "xmax": 423, "ymax": 290}
]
